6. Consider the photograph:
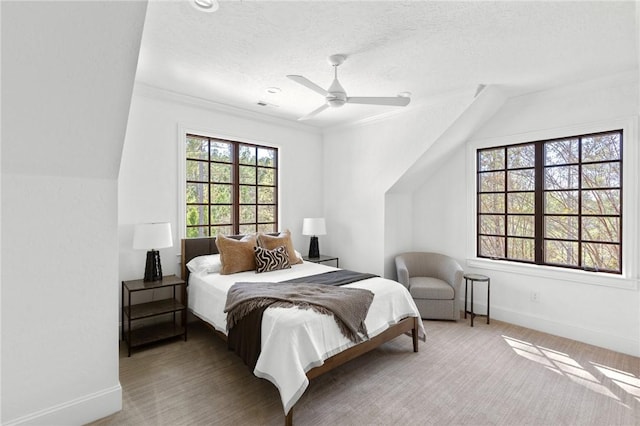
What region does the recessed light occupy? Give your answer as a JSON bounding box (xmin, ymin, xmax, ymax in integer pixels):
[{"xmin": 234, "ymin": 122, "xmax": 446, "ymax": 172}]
[
  {"xmin": 192, "ymin": 0, "xmax": 219, "ymax": 13},
  {"xmin": 266, "ymin": 87, "xmax": 282, "ymax": 94}
]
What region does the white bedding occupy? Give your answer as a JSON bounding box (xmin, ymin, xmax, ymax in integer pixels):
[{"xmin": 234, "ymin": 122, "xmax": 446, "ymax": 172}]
[{"xmin": 188, "ymin": 261, "xmax": 425, "ymax": 414}]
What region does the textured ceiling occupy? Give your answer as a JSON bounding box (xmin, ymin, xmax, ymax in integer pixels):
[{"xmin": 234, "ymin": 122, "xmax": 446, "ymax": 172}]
[{"xmin": 136, "ymin": 0, "xmax": 637, "ymax": 129}]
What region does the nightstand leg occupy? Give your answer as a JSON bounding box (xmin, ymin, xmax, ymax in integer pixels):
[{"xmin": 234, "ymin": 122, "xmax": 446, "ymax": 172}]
[
  {"xmin": 127, "ymin": 316, "xmax": 131, "ymax": 357},
  {"xmin": 127, "ymin": 293, "xmax": 132, "ymax": 357},
  {"xmin": 172, "ymin": 286, "xmax": 176, "ymax": 333},
  {"xmin": 121, "ymin": 282, "xmax": 124, "ymax": 342},
  {"xmin": 183, "ymin": 284, "xmax": 188, "ymax": 341}
]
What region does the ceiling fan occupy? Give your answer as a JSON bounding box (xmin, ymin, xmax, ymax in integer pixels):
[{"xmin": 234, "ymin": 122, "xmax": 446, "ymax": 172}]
[{"xmin": 287, "ymin": 54, "xmax": 411, "ymax": 121}]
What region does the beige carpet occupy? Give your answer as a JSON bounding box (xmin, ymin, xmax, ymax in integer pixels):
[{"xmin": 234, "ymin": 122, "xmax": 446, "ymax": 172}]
[{"xmin": 91, "ymin": 318, "xmax": 640, "ymax": 425}]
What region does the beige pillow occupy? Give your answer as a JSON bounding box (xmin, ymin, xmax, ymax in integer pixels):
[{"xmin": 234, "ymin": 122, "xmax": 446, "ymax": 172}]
[
  {"xmin": 215, "ymin": 234, "xmax": 258, "ymax": 275},
  {"xmin": 257, "ymin": 229, "xmax": 303, "ymax": 265}
]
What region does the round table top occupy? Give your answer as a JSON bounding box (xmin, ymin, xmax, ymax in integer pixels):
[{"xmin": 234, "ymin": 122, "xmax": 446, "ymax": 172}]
[{"xmin": 464, "ymin": 273, "xmax": 490, "ymax": 281}]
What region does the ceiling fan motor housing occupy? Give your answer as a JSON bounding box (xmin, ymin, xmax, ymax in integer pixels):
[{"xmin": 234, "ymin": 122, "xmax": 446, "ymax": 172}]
[{"xmin": 327, "ymin": 77, "xmax": 346, "ymax": 107}]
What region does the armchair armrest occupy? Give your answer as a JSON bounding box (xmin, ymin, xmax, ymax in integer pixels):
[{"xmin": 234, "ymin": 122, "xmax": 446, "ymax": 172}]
[
  {"xmin": 395, "ymin": 256, "xmax": 410, "ymax": 288},
  {"xmin": 439, "ymin": 256, "xmax": 464, "ymax": 291}
]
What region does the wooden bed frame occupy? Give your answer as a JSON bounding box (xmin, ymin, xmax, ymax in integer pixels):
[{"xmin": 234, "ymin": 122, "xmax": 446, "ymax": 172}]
[{"xmin": 181, "ymin": 236, "xmax": 420, "ymax": 425}]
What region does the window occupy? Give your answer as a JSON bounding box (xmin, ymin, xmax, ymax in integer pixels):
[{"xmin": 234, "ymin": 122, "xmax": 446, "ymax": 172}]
[
  {"xmin": 185, "ymin": 134, "xmax": 278, "ymax": 238},
  {"xmin": 477, "ymin": 130, "xmax": 622, "ymax": 274}
]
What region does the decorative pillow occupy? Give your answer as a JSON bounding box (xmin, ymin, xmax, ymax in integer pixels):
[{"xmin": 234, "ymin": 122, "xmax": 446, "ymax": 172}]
[
  {"xmin": 186, "ymin": 254, "xmax": 222, "ymax": 275},
  {"xmin": 215, "ymin": 234, "xmax": 258, "ymax": 275},
  {"xmin": 254, "ymin": 245, "xmax": 291, "ymax": 273},
  {"xmin": 257, "ymin": 229, "xmax": 303, "ymax": 265}
]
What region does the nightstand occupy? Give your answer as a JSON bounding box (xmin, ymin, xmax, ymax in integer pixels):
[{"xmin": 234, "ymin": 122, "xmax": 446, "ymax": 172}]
[
  {"xmin": 121, "ymin": 274, "xmax": 187, "ymax": 356},
  {"xmin": 303, "ymin": 255, "xmax": 339, "ymax": 268}
]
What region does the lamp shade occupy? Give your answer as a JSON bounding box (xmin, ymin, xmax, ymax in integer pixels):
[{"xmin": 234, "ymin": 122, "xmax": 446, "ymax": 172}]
[
  {"xmin": 302, "ymin": 218, "xmax": 326, "ymax": 236},
  {"xmin": 133, "ymin": 222, "xmax": 173, "ymax": 250}
]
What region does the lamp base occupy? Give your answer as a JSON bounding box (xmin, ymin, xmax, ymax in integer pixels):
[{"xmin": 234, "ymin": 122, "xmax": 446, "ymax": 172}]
[
  {"xmin": 143, "ymin": 250, "xmax": 163, "ymax": 282},
  {"xmin": 308, "ymin": 236, "xmax": 320, "ymax": 258}
]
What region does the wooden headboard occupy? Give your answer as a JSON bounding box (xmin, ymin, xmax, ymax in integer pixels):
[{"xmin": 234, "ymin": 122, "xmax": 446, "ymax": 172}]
[{"xmin": 180, "ymin": 233, "xmax": 279, "ymax": 280}]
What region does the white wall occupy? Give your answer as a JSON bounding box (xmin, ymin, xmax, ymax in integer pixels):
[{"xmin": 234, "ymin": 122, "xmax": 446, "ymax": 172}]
[
  {"xmin": 413, "ymin": 72, "xmax": 640, "ymax": 356},
  {"xmin": 118, "ymin": 86, "xmax": 324, "ymax": 284},
  {"xmin": 412, "ymin": 146, "xmax": 467, "ymax": 259},
  {"xmin": 1, "ymin": 2, "xmax": 4, "ymax": 422},
  {"xmin": 1, "ymin": 1, "xmax": 146, "ymax": 424},
  {"xmin": 322, "ymin": 94, "xmax": 476, "ymax": 276},
  {"xmin": 2, "ymin": 177, "xmax": 121, "ymax": 424}
]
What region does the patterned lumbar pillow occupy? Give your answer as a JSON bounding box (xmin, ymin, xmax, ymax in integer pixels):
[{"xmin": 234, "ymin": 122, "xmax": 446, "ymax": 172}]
[{"xmin": 254, "ymin": 245, "xmax": 291, "ymax": 273}]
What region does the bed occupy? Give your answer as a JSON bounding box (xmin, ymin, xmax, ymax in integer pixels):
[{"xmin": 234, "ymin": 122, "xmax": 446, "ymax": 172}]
[{"xmin": 181, "ymin": 235, "xmax": 425, "ymax": 425}]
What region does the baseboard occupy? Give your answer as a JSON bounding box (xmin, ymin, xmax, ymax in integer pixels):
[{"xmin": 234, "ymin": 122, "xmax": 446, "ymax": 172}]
[
  {"xmin": 3, "ymin": 384, "xmax": 122, "ymax": 426},
  {"xmin": 463, "ymin": 299, "xmax": 640, "ymax": 357}
]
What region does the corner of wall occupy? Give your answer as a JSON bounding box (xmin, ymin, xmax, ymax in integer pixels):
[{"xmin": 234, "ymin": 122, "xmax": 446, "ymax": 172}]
[{"xmin": 383, "ymin": 85, "xmax": 507, "ymax": 273}]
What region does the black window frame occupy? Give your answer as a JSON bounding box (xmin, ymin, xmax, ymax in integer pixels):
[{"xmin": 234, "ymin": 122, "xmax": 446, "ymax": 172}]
[
  {"xmin": 185, "ymin": 134, "xmax": 278, "ymax": 238},
  {"xmin": 476, "ymin": 130, "xmax": 623, "ymax": 274}
]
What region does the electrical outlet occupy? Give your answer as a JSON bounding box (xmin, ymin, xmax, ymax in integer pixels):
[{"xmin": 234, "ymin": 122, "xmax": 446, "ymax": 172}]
[{"xmin": 531, "ymin": 291, "xmax": 540, "ymax": 302}]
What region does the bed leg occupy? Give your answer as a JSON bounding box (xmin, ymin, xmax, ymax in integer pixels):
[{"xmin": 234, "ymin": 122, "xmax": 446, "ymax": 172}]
[
  {"xmin": 412, "ymin": 317, "xmax": 419, "ymax": 352},
  {"xmin": 285, "ymin": 409, "xmax": 293, "ymax": 426}
]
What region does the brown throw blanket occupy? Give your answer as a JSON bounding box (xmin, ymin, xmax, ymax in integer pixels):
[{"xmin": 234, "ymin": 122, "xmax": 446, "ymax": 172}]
[
  {"xmin": 226, "ymin": 281, "xmax": 374, "ymax": 342},
  {"xmin": 225, "ymin": 280, "xmax": 375, "ymax": 370}
]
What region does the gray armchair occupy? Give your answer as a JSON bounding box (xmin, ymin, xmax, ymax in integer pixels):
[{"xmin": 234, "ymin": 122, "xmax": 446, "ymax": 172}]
[{"xmin": 395, "ymin": 252, "xmax": 464, "ymax": 321}]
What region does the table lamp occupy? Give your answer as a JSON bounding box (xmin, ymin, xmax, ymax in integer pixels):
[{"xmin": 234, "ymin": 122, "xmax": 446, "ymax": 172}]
[
  {"xmin": 302, "ymin": 218, "xmax": 326, "ymax": 258},
  {"xmin": 133, "ymin": 222, "xmax": 173, "ymax": 282}
]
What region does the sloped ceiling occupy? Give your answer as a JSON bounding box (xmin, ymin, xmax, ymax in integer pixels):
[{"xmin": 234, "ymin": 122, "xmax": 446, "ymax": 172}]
[
  {"xmin": 137, "ymin": 0, "xmax": 637, "ymax": 129},
  {"xmin": 2, "ymin": 0, "xmax": 148, "ymax": 179}
]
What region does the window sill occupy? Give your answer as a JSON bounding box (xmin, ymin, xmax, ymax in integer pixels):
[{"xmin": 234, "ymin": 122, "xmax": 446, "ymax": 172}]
[{"xmin": 466, "ymin": 258, "xmax": 638, "ymax": 291}]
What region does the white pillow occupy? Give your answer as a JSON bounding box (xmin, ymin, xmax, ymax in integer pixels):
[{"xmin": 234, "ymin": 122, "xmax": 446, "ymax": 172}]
[{"xmin": 186, "ymin": 254, "xmax": 222, "ymax": 275}]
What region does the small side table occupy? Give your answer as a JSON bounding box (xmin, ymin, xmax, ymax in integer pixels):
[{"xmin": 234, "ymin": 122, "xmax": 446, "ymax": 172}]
[
  {"xmin": 303, "ymin": 255, "xmax": 339, "ymax": 268},
  {"xmin": 464, "ymin": 273, "xmax": 490, "ymax": 327},
  {"xmin": 122, "ymin": 274, "xmax": 187, "ymax": 356}
]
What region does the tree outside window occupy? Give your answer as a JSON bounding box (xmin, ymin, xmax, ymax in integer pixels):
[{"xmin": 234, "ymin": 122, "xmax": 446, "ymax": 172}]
[
  {"xmin": 185, "ymin": 134, "xmax": 278, "ymax": 238},
  {"xmin": 477, "ymin": 130, "xmax": 622, "ymax": 274}
]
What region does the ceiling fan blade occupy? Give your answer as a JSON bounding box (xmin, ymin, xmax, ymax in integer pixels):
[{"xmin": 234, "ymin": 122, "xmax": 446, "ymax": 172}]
[
  {"xmin": 287, "ymin": 75, "xmax": 328, "ymax": 97},
  {"xmin": 347, "ymin": 96, "xmax": 411, "ymax": 107},
  {"xmin": 298, "ymin": 104, "xmax": 329, "ymax": 121}
]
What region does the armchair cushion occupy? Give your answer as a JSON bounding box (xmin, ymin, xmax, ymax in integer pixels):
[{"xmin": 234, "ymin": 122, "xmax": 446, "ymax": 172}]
[{"xmin": 408, "ymin": 277, "xmax": 454, "ymax": 300}]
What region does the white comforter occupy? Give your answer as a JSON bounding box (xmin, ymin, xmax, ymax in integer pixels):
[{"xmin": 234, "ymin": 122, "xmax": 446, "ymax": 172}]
[{"xmin": 188, "ymin": 261, "xmax": 425, "ymax": 414}]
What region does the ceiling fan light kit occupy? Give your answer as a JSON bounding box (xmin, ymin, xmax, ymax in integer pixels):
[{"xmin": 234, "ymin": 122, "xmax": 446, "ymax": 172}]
[
  {"xmin": 287, "ymin": 54, "xmax": 411, "ymax": 121},
  {"xmin": 192, "ymin": 0, "xmax": 219, "ymax": 13}
]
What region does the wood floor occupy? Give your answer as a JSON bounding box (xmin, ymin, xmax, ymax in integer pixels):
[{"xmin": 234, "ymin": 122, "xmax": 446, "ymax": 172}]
[{"xmin": 90, "ymin": 318, "xmax": 640, "ymax": 425}]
